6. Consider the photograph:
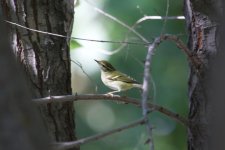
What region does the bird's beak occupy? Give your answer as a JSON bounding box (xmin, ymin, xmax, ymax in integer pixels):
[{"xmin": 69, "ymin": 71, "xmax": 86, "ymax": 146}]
[{"xmin": 94, "ymin": 59, "xmax": 99, "ymax": 64}]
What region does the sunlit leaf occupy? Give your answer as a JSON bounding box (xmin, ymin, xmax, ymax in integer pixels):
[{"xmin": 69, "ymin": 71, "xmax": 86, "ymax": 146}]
[{"xmin": 70, "ymin": 40, "xmax": 81, "ymax": 50}]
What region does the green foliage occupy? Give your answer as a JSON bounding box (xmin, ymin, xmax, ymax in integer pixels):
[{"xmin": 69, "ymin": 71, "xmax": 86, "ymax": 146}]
[{"xmin": 70, "ymin": 39, "xmax": 81, "ymax": 50}]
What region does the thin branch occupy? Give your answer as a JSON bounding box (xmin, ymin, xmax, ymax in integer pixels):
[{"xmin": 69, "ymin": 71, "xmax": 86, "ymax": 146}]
[
  {"xmin": 161, "ymin": 0, "xmax": 170, "ymax": 34},
  {"xmin": 4, "ymin": 20, "xmax": 148, "ymax": 46},
  {"xmin": 5, "ymin": 19, "xmax": 147, "ymax": 56},
  {"xmin": 52, "ymin": 118, "xmax": 146, "ymax": 150},
  {"xmin": 132, "ymin": 16, "xmax": 185, "ymax": 35},
  {"xmin": 139, "ymin": 34, "xmax": 200, "ymax": 148},
  {"xmin": 144, "ymin": 16, "xmax": 185, "ymax": 20},
  {"xmin": 136, "ymin": 16, "xmax": 185, "ymax": 25},
  {"xmin": 160, "ymin": 34, "xmax": 202, "ymax": 70},
  {"xmin": 33, "ymin": 94, "xmax": 188, "ymax": 126},
  {"xmin": 141, "ymin": 38, "xmax": 161, "ymax": 150},
  {"xmin": 84, "ymin": 0, "xmax": 149, "ymax": 43},
  {"xmin": 70, "ymin": 59, "xmax": 98, "ymax": 92},
  {"xmin": 103, "ymin": 42, "xmax": 128, "ymax": 55}
]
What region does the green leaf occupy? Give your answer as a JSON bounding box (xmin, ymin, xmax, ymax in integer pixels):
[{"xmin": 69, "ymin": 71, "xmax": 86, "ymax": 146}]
[{"xmin": 70, "ymin": 40, "xmax": 82, "ymax": 50}]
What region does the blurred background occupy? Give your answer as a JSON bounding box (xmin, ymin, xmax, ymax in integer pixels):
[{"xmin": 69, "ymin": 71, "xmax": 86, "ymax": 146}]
[{"xmin": 71, "ymin": 0, "xmax": 188, "ymax": 149}]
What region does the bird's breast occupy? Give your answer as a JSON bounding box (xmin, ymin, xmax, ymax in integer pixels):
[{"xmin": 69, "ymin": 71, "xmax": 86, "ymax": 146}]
[{"xmin": 101, "ymin": 71, "xmax": 133, "ymax": 91}]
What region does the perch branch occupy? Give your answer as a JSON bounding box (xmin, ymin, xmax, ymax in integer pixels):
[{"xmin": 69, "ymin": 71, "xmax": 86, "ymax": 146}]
[{"xmin": 33, "ymin": 94, "xmax": 188, "ymax": 126}]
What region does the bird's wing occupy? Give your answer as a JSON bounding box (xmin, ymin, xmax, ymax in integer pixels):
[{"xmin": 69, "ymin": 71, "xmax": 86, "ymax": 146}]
[{"xmin": 107, "ymin": 71, "xmax": 139, "ymax": 84}]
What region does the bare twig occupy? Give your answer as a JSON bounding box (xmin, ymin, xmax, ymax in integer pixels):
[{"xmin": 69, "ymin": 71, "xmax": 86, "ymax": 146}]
[
  {"xmin": 141, "ymin": 38, "xmax": 161, "ymax": 150},
  {"xmin": 161, "ymin": 0, "xmax": 170, "ymax": 34},
  {"xmin": 5, "ymin": 20, "xmax": 148, "ymax": 46},
  {"xmin": 135, "ymin": 16, "xmax": 185, "ymax": 24},
  {"xmin": 5, "ymin": 19, "xmax": 147, "ymax": 57},
  {"xmin": 52, "ymin": 118, "xmax": 146, "ymax": 150},
  {"xmin": 103, "ymin": 42, "xmax": 128, "ymax": 55},
  {"xmin": 83, "ymin": 0, "xmax": 151, "ymax": 56},
  {"xmin": 132, "ymin": 16, "xmax": 185, "ymax": 35},
  {"xmin": 33, "ymin": 94, "xmax": 188, "ymax": 126},
  {"xmin": 138, "ymin": 34, "xmax": 200, "ymax": 149},
  {"xmin": 160, "ymin": 34, "xmax": 202, "ymax": 70},
  {"xmin": 71, "ymin": 59, "xmax": 98, "ymax": 92},
  {"xmin": 84, "ymin": 0, "xmax": 149, "ymax": 43}
]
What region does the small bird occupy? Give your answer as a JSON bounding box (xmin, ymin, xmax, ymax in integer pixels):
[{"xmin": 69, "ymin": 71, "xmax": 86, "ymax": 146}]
[{"xmin": 95, "ymin": 60, "xmax": 142, "ymax": 95}]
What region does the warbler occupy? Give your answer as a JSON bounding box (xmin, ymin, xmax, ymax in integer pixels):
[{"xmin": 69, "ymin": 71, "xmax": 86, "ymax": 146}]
[{"xmin": 95, "ymin": 60, "xmax": 142, "ymax": 95}]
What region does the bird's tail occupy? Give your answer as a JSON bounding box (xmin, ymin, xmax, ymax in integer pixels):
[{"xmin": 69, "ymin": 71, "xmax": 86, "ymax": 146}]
[{"xmin": 133, "ymin": 84, "xmax": 143, "ymax": 90}]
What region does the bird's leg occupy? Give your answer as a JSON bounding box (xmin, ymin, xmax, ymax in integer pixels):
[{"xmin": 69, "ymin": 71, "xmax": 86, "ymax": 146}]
[
  {"xmin": 106, "ymin": 90, "xmax": 128, "ymax": 104},
  {"xmin": 106, "ymin": 90, "xmax": 120, "ymax": 96}
]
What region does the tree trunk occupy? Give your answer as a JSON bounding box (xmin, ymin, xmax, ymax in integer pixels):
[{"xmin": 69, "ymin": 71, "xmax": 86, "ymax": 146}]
[
  {"xmin": 1, "ymin": 1, "xmax": 78, "ymax": 149},
  {"xmin": 0, "ymin": 12, "xmax": 51, "ymax": 150},
  {"xmin": 184, "ymin": 0, "xmax": 225, "ymax": 149}
]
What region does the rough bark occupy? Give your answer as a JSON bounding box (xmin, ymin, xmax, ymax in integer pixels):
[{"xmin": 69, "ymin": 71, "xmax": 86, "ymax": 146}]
[
  {"xmin": 1, "ymin": 1, "xmax": 78, "ymax": 149},
  {"xmin": 0, "ymin": 13, "xmax": 50, "ymax": 150},
  {"xmin": 184, "ymin": 0, "xmax": 225, "ymax": 149}
]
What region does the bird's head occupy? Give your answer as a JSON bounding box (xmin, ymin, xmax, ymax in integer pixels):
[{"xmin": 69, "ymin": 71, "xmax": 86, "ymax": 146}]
[{"xmin": 95, "ymin": 60, "xmax": 116, "ymax": 72}]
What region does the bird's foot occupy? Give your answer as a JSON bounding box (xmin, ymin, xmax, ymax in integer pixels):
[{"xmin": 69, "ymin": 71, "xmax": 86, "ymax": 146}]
[
  {"xmin": 104, "ymin": 92, "xmax": 127, "ymax": 104},
  {"xmin": 105, "ymin": 92, "xmax": 114, "ymax": 97}
]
